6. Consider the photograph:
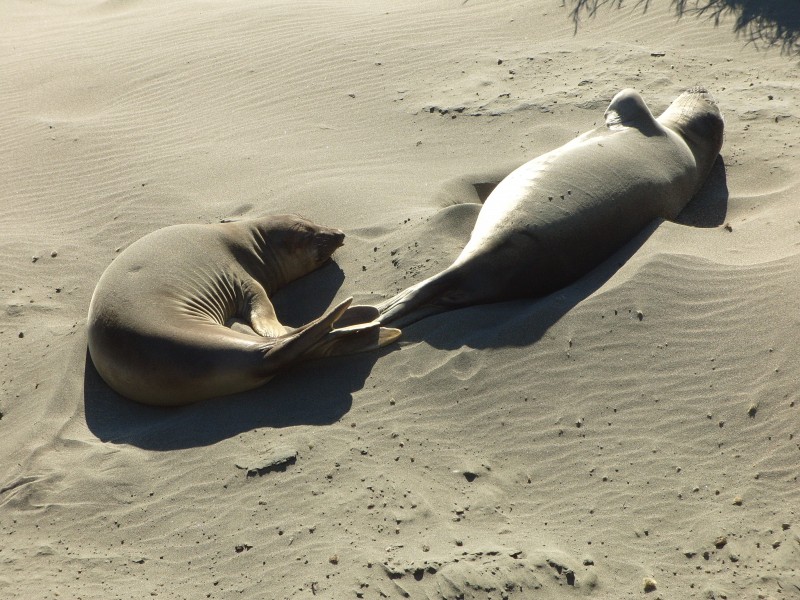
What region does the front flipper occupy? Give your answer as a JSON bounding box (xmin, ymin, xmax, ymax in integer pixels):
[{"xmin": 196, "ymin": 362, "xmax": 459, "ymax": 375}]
[
  {"xmin": 604, "ymin": 88, "xmax": 659, "ymax": 134},
  {"xmin": 243, "ymin": 280, "xmax": 287, "ymax": 338}
]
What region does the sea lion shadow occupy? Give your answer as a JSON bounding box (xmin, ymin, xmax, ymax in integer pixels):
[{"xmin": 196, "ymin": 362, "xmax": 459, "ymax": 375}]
[
  {"xmin": 400, "ymin": 156, "xmax": 728, "ymax": 350},
  {"xmin": 271, "ymin": 261, "xmax": 348, "ymax": 327},
  {"xmin": 83, "ymin": 263, "xmax": 383, "ymax": 451},
  {"xmin": 397, "ymin": 222, "xmax": 661, "ymax": 351},
  {"xmin": 83, "ymin": 351, "xmax": 379, "ymax": 451}
]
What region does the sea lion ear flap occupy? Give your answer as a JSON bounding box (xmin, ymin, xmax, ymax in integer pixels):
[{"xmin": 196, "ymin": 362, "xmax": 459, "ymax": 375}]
[{"xmin": 604, "ymin": 89, "xmax": 655, "ymax": 131}]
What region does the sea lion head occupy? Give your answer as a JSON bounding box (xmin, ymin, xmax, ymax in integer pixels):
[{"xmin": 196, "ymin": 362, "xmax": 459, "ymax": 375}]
[
  {"xmin": 250, "ymin": 214, "xmax": 345, "ymax": 284},
  {"xmin": 658, "ymin": 86, "xmax": 724, "ymax": 179}
]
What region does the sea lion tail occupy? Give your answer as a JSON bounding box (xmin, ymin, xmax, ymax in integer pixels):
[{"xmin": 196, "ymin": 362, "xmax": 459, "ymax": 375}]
[{"xmin": 265, "ymin": 298, "xmax": 401, "ymax": 367}]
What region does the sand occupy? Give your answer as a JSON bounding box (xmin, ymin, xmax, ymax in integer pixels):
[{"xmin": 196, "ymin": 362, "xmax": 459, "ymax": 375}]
[{"xmin": 1, "ymin": 1, "xmax": 799, "ymax": 598}]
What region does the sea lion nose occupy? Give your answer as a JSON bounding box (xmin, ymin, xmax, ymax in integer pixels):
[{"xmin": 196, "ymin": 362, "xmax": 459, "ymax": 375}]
[
  {"xmin": 323, "ymin": 229, "xmax": 345, "ymax": 249},
  {"xmin": 316, "ymin": 228, "xmax": 346, "ymax": 259}
]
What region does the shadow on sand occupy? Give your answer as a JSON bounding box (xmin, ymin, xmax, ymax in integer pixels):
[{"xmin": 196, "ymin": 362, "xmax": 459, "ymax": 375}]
[
  {"xmin": 83, "ymin": 262, "xmax": 386, "ymax": 451},
  {"xmin": 568, "ymin": 0, "xmax": 800, "ymax": 55},
  {"xmin": 83, "ymin": 157, "xmax": 728, "ymax": 448}
]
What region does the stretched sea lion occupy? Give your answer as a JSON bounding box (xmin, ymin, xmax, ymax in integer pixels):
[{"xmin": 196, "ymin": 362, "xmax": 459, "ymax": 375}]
[
  {"xmin": 87, "ymin": 215, "xmax": 401, "ymax": 406},
  {"xmin": 379, "ymin": 86, "xmax": 724, "ymax": 326}
]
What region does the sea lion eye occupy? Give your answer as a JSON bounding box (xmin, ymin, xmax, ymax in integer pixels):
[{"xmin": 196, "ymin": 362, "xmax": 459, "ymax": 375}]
[{"xmin": 287, "ymin": 224, "xmax": 311, "ymax": 246}]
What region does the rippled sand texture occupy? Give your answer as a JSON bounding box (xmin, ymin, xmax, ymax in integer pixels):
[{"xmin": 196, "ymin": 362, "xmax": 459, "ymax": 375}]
[{"xmin": 1, "ymin": 1, "xmax": 799, "ymax": 598}]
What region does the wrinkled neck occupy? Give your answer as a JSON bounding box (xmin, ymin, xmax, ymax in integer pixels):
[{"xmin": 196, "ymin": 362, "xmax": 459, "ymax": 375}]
[{"xmin": 231, "ymin": 226, "xmax": 287, "ymax": 293}]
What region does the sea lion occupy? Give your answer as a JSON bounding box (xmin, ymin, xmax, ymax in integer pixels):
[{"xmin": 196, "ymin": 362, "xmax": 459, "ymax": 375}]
[
  {"xmin": 378, "ymin": 86, "xmax": 724, "ymax": 326},
  {"xmin": 87, "ymin": 215, "xmax": 401, "ymax": 406}
]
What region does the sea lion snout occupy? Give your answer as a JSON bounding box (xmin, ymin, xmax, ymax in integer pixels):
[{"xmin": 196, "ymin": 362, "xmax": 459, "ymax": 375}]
[{"xmin": 314, "ymin": 228, "xmax": 346, "ymax": 262}]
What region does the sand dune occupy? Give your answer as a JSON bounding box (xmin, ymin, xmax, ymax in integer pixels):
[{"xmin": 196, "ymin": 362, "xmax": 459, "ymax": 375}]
[{"xmin": 1, "ymin": 1, "xmax": 799, "ymax": 598}]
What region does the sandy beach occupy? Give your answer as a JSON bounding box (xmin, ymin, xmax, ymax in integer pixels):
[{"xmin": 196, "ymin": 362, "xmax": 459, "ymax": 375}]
[{"xmin": 1, "ymin": 1, "xmax": 799, "ymax": 598}]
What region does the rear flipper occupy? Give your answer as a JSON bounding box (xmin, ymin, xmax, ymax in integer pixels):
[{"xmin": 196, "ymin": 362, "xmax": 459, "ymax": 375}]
[
  {"xmin": 302, "ymin": 321, "xmax": 401, "ymax": 360},
  {"xmin": 235, "ymin": 304, "xmax": 381, "ymax": 337},
  {"xmin": 333, "ymin": 304, "xmax": 381, "ymax": 328},
  {"xmin": 263, "ymin": 298, "xmax": 400, "ymax": 371}
]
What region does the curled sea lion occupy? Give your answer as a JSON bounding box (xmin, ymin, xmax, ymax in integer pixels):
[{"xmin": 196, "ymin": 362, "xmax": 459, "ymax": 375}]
[
  {"xmin": 379, "ymin": 87, "xmax": 724, "ymax": 326},
  {"xmin": 87, "ymin": 215, "xmax": 401, "ymax": 406}
]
